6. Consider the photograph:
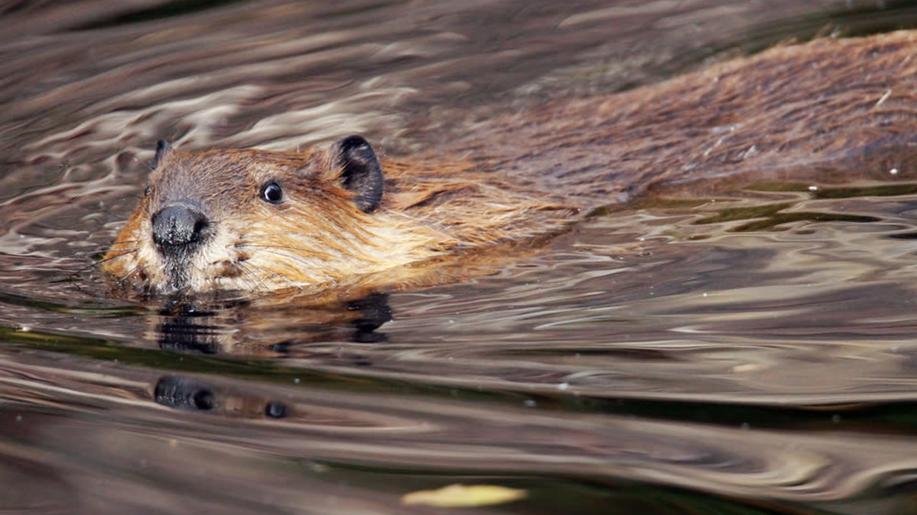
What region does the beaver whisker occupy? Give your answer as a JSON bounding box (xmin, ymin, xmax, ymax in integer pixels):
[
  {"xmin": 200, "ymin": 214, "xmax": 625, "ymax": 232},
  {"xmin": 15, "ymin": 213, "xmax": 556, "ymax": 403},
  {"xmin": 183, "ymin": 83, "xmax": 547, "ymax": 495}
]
[
  {"xmin": 235, "ymin": 242, "xmax": 331, "ymax": 255},
  {"xmin": 235, "ymin": 243, "xmax": 337, "ymax": 263},
  {"xmin": 235, "ymin": 261, "xmax": 279, "ymax": 292},
  {"xmin": 239, "ymin": 247, "xmax": 325, "ymax": 270},
  {"xmin": 237, "ymin": 248, "xmax": 344, "ymax": 285},
  {"xmin": 61, "ymin": 249, "xmax": 137, "ymax": 285},
  {"xmin": 232, "ymin": 258, "xmax": 296, "ymax": 293},
  {"xmin": 244, "ymin": 244, "xmax": 381, "ymax": 270},
  {"xmin": 228, "ymin": 263, "xmax": 258, "ymax": 291},
  {"xmin": 115, "ymin": 262, "xmax": 144, "ymax": 288},
  {"xmin": 95, "ymin": 248, "xmax": 138, "ymax": 266}
]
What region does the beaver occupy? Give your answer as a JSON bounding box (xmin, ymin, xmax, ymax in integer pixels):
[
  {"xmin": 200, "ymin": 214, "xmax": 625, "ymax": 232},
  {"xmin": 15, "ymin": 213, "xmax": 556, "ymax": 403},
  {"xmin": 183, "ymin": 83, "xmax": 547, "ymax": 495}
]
[{"xmin": 103, "ymin": 31, "xmax": 917, "ymax": 296}]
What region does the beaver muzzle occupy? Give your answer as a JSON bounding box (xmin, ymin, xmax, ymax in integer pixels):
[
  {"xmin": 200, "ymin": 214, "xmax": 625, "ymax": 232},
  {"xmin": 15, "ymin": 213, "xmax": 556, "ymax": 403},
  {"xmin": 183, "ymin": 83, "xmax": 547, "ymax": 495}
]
[{"xmin": 151, "ymin": 203, "xmax": 210, "ymax": 256}]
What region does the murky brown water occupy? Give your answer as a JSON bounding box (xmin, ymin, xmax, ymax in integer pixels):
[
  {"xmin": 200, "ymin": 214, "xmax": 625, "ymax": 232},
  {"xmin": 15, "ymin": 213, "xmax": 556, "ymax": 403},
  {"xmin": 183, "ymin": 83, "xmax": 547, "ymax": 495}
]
[{"xmin": 2, "ymin": 1, "xmax": 917, "ymax": 513}]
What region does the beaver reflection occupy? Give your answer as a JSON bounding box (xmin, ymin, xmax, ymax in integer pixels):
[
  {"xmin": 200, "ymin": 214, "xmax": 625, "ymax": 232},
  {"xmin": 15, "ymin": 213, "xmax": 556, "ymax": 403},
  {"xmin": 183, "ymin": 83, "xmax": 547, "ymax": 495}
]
[
  {"xmin": 156, "ymin": 293, "xmax": 392, "ymax": 355},
  {"xmin": 345, "ymin": 293, "xmax": 392, "ymax": 344},
  {"xmin": 157, "ymin": 304, "xmax": 222, "ymax": 354},
  {"xmin": 154, "ymin": 375, "xmax": 287, "ymax": 419}
]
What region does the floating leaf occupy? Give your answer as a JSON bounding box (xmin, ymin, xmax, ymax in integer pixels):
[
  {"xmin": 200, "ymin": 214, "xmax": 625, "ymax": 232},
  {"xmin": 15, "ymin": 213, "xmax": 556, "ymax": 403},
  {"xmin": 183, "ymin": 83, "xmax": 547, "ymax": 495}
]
[{"xmin": 401, "ymin": 484, "xmax": 527, "ymax": 508}]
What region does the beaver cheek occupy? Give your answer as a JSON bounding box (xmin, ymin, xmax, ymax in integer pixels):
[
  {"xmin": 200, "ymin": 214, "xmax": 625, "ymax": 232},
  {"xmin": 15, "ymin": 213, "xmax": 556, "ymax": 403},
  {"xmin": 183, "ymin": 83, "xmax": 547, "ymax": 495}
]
[{"xmin": 215, "ymin": 261, "xmax": 243, "ymax": 279}]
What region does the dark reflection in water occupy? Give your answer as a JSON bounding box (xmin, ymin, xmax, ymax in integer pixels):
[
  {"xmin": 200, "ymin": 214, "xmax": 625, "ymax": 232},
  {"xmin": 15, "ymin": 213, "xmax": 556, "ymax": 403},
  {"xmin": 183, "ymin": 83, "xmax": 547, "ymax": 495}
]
[
  {"xmin": 154, "ymin": 293, "xmax": 392, "ymax": 355},
  {"xmin": 692, "ymin": 201, "xmax": 882, "ymax": 232},
  {"xmin": 154, "ymin": 374, "xmax": 289, "ymax": 419},
  {"xmin": 155, "ymin": 375, "xmax": 217, "ymax": 411},
  {"xmin": 2, "ymin": 1, "xmax": 917, "ymax": 514}
]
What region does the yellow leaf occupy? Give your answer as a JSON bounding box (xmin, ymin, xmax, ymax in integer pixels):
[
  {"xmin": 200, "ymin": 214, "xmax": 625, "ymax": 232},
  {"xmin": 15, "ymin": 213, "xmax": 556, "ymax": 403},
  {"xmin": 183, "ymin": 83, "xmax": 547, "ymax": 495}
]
[{"xmin": 401, "ymin": 484, "xmax": 527, "ymax": 508}]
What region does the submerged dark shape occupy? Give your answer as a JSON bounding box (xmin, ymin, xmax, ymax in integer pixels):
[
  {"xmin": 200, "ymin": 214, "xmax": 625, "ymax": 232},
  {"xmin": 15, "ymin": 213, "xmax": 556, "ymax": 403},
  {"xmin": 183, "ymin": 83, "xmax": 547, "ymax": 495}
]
[
  {"xmin": 154, "ymin": 375, "xmax": 288, "ymax": 419},
  {"xmin": 154, "ymin": 376, "xmax": 215, "ymax": 411}
]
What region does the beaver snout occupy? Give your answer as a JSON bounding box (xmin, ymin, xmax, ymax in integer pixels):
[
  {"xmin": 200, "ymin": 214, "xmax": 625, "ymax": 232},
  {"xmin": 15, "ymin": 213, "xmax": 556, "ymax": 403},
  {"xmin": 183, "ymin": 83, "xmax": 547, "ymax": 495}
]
[{"xmin": 151, "ymin": 204, "xmax": 210, "ymax": 253}]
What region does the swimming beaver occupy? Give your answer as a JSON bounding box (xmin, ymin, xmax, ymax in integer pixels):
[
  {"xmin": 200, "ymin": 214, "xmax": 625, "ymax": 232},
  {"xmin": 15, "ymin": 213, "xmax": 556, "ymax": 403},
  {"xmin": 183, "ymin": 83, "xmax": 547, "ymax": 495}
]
[{"xmin": 103, "ymin": 31, "xmax": 916, "ymax": 295}]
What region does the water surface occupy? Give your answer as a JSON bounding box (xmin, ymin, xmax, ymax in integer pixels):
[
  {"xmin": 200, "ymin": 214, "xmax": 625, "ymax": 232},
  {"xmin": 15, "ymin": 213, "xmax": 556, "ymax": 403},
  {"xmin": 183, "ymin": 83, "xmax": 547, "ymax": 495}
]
[{"xmin": 2, "ymin": 1, "xmax": 917, "ymax": 513}]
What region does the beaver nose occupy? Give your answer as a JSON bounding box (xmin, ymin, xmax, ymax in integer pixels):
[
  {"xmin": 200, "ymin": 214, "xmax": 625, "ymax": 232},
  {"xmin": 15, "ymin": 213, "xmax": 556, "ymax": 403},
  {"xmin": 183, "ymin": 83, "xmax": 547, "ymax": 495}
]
[{"xmin": 151, "ymin": 204, "xmax": 209, "ymax": 251}]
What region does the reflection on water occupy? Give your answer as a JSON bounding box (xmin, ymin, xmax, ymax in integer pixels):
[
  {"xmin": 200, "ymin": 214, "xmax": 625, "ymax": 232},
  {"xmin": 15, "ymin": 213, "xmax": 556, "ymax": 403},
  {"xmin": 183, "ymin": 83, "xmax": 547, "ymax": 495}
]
[
  {"xmin": 155, "ymin": 293, "xmax": 392, "ymax": 354},
  {"xmin": 2, "ymin": 1, "xmax": 917, "ymax": 514}
]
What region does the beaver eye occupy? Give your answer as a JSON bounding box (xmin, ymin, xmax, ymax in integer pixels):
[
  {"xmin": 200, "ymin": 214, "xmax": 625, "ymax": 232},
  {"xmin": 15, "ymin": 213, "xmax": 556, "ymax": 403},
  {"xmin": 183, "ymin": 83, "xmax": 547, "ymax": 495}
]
[
  {"xmin": 143, "ymin": 186, "xmax": 152, "ymax": 197},
  {"xmin": 260, "ymin": 181, "xmax": 283, "ymax": 204}
]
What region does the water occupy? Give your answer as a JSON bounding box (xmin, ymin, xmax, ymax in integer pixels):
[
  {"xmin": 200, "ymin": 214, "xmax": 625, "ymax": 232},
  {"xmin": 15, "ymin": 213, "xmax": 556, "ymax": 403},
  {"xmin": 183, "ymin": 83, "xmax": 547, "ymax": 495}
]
[{"xmin": 2, "ymin": 1, "xmax": 917, "ymax": 513}]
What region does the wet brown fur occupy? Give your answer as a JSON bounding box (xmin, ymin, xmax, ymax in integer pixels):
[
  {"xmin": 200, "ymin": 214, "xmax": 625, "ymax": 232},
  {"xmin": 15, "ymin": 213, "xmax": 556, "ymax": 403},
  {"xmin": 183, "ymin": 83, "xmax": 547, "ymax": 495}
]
[
  {"xmin": 467, "ymin": 30, "xmax": 916, "ymax": 202},
  {"xmin": 104, "ymin": 31, "xmax": 917, "ymax": 296}
]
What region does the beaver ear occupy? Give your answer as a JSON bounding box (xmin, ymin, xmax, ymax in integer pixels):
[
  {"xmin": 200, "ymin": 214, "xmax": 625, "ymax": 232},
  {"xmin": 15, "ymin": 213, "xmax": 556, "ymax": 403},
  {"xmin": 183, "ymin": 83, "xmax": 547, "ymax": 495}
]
[
  {"xmin": 336, "ymin": 135, "xmax": 384, "ymax": 213},
  {"xmin": 152, "ymin": 139, "xmax": 172, "ymax": 169}
]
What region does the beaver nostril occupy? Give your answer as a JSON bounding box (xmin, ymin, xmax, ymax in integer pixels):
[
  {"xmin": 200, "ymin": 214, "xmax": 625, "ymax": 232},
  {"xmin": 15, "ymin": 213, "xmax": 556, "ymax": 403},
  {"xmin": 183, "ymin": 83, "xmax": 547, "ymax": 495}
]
[
  {"xmin": 151, "ymin": 204, "xmax": 209, "ymax": 252},
  {"xmin": 193, "ymin": 219, "xmax": 208, "ymax": 235}
]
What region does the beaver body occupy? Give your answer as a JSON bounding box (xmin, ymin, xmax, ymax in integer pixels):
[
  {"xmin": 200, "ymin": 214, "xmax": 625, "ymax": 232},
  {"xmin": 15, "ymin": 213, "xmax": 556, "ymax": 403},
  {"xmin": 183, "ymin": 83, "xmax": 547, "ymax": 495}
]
[{"xmin": 103, "ymin": 31, "xmax": 917, "ymax": 296}]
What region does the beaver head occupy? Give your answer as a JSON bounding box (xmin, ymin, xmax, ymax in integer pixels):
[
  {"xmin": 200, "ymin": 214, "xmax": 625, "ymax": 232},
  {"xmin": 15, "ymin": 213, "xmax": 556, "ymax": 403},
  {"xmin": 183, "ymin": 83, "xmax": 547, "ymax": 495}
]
[{"xmin": 102, "ymin": 136, "xmax": 446, "ymax": 295}]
